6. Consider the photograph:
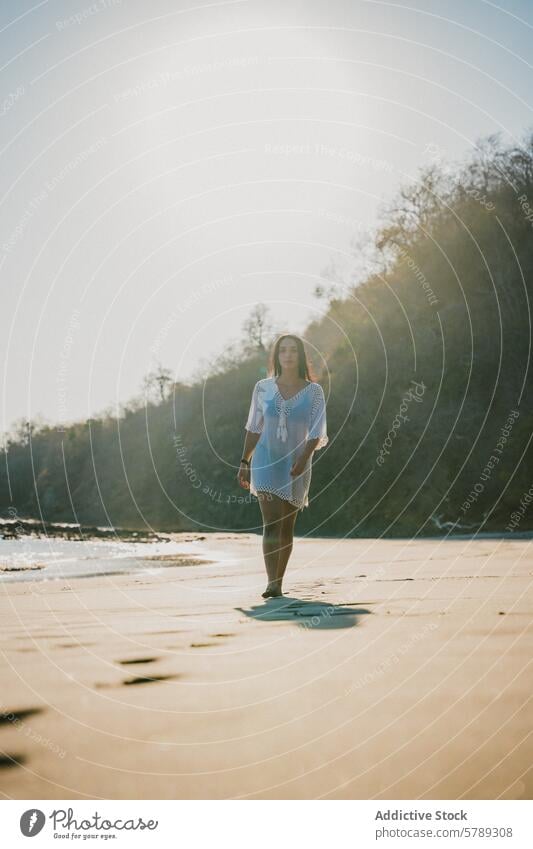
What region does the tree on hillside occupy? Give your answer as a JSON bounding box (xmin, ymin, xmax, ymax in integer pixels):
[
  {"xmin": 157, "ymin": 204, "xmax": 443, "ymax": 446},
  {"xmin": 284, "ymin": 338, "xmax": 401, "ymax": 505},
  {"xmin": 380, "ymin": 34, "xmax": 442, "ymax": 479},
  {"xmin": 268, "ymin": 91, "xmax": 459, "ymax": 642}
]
[
  {"xmin": 142, "ymin": 364, "xmax": 173, "ymax": 403},
  {"xmin": 242, "ymin": 303, "xmax": 272, "ymax": 352}
]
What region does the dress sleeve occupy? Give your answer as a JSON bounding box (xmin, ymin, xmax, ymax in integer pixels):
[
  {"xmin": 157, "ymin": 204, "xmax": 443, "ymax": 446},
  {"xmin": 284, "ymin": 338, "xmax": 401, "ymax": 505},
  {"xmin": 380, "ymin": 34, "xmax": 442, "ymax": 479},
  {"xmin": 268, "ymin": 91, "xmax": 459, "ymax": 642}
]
[
  {"xmin": 308, "ymin": 383, "xmax": 328, "ymax": 449},
  {"xmin": 244, "ymin": 381, "xmax": 264, "ymax": 434}
]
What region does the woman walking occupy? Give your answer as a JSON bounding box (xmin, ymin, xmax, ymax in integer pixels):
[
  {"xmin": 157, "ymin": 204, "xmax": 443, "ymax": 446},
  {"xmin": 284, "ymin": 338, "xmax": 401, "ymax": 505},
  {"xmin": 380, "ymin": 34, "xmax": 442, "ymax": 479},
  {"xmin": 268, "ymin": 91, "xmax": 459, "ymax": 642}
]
[{"xmin": 237, "ymin": 334, "xmax": 328, "ymax": 598}]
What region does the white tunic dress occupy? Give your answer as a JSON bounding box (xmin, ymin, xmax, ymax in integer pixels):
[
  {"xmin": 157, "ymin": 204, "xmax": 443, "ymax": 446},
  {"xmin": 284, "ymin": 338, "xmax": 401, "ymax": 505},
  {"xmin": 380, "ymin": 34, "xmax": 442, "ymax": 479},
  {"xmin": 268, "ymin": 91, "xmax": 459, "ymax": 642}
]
[{"xmin": 244, "ymin": 376, "xmax": 328, "ymax": 510}]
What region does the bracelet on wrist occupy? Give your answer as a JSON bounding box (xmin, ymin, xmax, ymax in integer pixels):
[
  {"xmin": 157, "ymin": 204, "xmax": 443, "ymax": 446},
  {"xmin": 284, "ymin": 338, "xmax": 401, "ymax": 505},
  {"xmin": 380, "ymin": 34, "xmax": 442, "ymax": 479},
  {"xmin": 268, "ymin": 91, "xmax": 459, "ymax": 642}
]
[{"xmin": 240, "ymin": 458, "xmax": 250, "ymax": 465}]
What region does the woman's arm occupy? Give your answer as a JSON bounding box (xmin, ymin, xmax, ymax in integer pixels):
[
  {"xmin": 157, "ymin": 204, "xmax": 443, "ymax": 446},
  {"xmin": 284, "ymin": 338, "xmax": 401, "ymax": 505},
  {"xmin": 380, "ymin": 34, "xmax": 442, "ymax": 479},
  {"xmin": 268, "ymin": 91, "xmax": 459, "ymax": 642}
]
[
  {"xmin": 239, "ymin": 382, "xmax": 264, "ymax": 489},
  {"xmin": 237, "ymin": 430, "xmax": 261, "ymax": 489},
  {"xmin": 299, "ymin": 437, "xmax": 320, "ymax": 464},
  {"xmin": 290, "ymin": 437, "xmax": 319, "ymax": 476},
  {"xmin": 242, "ymin": 430, "xmax": 261, "ymax": 462}
]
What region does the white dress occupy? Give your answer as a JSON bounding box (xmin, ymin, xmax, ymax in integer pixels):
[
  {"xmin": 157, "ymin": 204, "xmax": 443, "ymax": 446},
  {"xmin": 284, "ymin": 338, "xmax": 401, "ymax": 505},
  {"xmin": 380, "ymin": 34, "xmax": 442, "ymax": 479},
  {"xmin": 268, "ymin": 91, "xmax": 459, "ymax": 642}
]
[{"xmin": 244, "ymin": 376, "xmax": 328, "ymax": 510}]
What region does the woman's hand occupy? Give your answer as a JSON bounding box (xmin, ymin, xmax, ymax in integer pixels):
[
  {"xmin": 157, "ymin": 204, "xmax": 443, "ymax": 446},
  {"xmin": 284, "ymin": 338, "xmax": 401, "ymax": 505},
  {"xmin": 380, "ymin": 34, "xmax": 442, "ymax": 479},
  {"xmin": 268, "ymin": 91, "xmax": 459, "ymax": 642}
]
[
  {"xmin": 290, "ymin": 454, "xmax": 308, "ymax": 477},
  {"xmin": 237, "ymin": 461, "xmax": 250, "ymax": 490}
]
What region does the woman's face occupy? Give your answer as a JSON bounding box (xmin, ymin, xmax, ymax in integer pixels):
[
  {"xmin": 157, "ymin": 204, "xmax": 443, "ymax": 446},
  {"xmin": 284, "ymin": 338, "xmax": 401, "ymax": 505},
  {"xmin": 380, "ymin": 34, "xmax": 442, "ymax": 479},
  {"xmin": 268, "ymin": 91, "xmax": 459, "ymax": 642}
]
[{"xmin": 278, "ymin": 337, "xmax": 299, "ymax": 370}]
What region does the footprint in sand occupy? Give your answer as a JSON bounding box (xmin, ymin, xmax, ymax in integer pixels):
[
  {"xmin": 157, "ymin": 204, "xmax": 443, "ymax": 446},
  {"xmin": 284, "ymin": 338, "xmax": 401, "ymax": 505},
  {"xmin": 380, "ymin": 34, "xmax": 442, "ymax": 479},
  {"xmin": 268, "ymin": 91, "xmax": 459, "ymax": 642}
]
[
  {"xmin": 0, "ymin": 707, "xmax": 44, "ymax": 725},
  {"xmin": 118, "ymin": 657, "xmax": 159, "ymax": 665},
  {"xmin": 190, "ymin": 642, "xmax": 218, "ymax": 648},
  {"xmin": 95, "ymin": 673, "xmax": 179, "ymax": 688},
  {"xmin": 122, "ymin": 674, "xmax": 178, "ymax": 686},
  {"xmin": 0, "ymin": 753, "xmax": 26, "ymax": 769},
  {"xmin": 209, "ymin": 633, "xmax": 235, "ymax": 638}
]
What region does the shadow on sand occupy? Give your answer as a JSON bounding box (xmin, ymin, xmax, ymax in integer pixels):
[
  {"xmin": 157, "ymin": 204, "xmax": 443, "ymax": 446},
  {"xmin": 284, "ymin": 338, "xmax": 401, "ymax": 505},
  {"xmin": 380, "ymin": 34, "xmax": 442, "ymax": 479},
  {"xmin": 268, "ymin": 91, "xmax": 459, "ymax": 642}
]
[{"xmin": 236, "ymin": 596, "xmax": 372, "ymax": 630}]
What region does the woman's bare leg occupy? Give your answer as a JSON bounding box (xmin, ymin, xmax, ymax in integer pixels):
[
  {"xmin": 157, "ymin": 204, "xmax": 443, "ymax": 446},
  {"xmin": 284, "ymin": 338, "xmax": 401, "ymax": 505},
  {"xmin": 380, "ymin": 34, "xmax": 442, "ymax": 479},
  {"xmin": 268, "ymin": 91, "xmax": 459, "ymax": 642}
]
[
  {"xmin": 276, "ymin": 500, "xmax": 299, "ymax": 586},
  {"xmin": 257, "ymin": 492, "xmax": 284, "ymax": 596}
]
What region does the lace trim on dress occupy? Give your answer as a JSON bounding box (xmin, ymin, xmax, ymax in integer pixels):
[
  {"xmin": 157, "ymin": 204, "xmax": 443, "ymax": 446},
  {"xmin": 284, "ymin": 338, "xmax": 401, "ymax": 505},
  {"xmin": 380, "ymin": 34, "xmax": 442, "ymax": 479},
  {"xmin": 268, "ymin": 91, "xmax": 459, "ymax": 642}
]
[
  {"xmin": 245, "ymin": 379, "xmax": 328, "ymax": 449},
  {"xmin": 253, "ymin": 484, "xmax": 308, "ymax": 511},
  {"xmin": 308, "ymin": 384, "xmax": 329, "ymax": 450},
  {"xmin": 274, "ymin": 380, "xmax": 314, "ymax": 443},
  {"xmin": 274, "ymin": 379, "xmax": 313, "ymax": 403},
  {"xmin": 244, "ymin": 381, "xmax": 265, "ymax": 433}
]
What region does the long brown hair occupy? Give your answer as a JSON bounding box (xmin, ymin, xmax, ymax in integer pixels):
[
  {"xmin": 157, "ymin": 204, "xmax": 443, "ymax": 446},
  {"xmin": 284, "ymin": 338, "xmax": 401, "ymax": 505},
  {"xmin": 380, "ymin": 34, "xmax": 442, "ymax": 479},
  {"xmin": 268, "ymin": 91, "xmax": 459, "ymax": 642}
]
[{"xmin": 268, "ymin": 334, "xmax": 315, "ymax": 381}]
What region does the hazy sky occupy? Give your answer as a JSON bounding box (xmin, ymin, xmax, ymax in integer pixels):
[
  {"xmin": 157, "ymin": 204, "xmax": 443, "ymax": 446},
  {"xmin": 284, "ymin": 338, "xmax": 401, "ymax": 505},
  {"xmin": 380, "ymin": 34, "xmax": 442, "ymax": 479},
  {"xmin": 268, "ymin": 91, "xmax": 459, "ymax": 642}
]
[{"xmin": 1, "ymin": 0, "xmax": 532, "ymax": 431}]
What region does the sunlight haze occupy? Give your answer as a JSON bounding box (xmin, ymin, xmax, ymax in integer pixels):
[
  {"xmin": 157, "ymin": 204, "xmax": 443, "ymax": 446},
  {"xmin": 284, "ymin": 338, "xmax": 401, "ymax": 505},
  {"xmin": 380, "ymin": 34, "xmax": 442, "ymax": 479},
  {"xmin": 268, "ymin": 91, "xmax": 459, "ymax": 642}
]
[{"xmin": 1, "ymin": 0, "xmax": 531, "ymax": 431}]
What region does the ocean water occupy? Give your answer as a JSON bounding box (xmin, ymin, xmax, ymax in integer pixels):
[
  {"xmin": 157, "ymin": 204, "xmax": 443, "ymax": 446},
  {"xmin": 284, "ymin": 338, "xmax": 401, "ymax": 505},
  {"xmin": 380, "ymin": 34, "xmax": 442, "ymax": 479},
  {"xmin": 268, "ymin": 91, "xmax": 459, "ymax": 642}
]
[{"xmin": 0, "ymin": 536, "xmax": 205, "ymax": 583}]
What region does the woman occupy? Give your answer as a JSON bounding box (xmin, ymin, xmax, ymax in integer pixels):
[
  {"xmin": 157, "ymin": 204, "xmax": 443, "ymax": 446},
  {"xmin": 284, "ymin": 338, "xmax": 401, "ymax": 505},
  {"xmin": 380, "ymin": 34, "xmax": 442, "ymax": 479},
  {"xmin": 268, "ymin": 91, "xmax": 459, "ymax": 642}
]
[{"xmin": 237, "ymin": 334, "xmax": 328, "ymax": 598}]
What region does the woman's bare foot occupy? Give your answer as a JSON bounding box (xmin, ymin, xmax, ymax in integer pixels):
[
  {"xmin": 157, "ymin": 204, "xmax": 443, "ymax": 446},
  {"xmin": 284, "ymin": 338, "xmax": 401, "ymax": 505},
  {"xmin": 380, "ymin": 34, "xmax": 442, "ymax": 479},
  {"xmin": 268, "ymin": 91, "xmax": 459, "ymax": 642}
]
[{"xmin": 261, "ymin": 581, "xmax": 283, "ymax": 598}]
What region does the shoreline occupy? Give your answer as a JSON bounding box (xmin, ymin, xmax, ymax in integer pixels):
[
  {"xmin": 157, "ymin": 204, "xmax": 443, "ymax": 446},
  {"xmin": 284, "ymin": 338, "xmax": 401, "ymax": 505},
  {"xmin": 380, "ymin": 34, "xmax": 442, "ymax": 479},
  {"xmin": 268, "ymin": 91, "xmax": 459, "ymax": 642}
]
[
  {"xmin": 2, "ymin": 516, "xmax": 533, "ymax": 543},
  {"xmin": 0, "ymin": 530, "xmax": 247, "ymax": 583}
]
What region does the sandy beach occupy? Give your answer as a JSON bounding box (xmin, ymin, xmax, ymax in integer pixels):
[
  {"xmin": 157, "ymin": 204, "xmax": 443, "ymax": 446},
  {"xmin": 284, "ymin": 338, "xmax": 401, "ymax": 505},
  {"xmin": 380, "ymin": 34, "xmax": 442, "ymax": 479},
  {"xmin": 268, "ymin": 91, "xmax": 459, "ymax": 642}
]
[{"xmin": 0, "ymin": 532, "xmax": 531, "ymax": 800}]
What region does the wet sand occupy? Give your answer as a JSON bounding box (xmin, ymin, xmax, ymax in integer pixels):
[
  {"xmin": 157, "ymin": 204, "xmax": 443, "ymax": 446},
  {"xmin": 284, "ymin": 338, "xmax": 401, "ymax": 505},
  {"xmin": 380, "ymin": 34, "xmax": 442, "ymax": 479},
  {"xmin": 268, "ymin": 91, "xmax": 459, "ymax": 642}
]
[{"xmin": 0, "ymin": 532, "xmax": 531, "ymax": 799}]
